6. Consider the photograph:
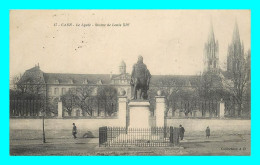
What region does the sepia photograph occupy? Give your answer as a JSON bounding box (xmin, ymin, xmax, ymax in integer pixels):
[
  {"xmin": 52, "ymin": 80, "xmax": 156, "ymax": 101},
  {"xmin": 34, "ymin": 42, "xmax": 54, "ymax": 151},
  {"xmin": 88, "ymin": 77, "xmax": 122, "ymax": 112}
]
[{"xmin": 9, "ymin": 10, "xmax": 251, "ymax": 156}]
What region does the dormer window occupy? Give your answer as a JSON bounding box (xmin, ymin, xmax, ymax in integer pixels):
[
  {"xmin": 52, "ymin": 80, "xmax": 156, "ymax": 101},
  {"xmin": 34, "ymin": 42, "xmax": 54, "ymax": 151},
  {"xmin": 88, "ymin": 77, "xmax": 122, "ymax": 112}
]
[
  {"xmin": 54, "ymin": 80, "xmax": 59, "ymax": 84},
  {"xmin": 97, "ymin": 80, "xmax": 103, "ymax": 85},
  {"xmin": 83, "ymin": 79, "xmax": 88, "ymax": 84},
  {"xmin": 68, "ymin": 79, "xmax": 73, "ymax": 84}
]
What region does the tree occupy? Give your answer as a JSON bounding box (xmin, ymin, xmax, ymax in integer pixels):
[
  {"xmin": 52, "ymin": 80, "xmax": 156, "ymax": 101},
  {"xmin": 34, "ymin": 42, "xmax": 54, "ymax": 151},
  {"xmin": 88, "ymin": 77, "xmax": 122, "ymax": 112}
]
[
  {"xmin": 147, "ymin": 77, "xmax": 199, "ymax": 116},
  {"xmin": 74, "ymin": 86, "xmax": 94, "ymax": 116},
  {"xmin": 197, "ymin": 71, "xmax": 223, "ymax": 101},
  {"xmin": 61, "ymin": 90, "xmax": 77, "ymax": 116},
  {"xmin": 46, "ymin": 97, "xmax": 59, "ymax": 116},
  {"xmin": 10, "ymin": 74, "xmax": 21, "ymax": 90},
  {"xmin": 221, "ymin": 49, "xmax": 251, "ymax": 117},
  {"xmin": 96, "ymin": 86, "xmax": 117, "ymax": 116},
  {"xmin": 17, "ymin": 75, "xmax": 46, "ymax": 96}
]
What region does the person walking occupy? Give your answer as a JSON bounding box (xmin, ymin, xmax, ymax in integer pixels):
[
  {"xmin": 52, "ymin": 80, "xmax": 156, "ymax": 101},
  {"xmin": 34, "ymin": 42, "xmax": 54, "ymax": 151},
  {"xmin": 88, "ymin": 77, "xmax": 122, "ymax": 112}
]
[
  {"xmin": 206, "ymin": 126, "xmax": 210, "ymax": 138},
  {"xmin": 72, "ymin": 123, "xmax": 77, "ymax": 139},
  {"xmin": 179, "ymin": 125, "xmax": 185, "ymax": 140}
]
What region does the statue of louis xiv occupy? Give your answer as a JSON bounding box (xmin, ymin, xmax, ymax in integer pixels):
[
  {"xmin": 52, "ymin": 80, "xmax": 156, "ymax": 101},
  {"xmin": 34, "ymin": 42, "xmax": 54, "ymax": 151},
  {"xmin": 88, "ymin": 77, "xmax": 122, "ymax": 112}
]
[{"xmin": 130, "ymin": 56, "xmax": 151, "ymax": 100}]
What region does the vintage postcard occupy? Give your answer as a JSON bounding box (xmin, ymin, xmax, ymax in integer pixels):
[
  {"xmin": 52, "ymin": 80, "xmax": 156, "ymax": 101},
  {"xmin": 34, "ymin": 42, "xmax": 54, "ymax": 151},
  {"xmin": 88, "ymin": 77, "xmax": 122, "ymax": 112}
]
[{"xmin": 9, "ymin": 10, "xmax": 251, "ymax": 156}]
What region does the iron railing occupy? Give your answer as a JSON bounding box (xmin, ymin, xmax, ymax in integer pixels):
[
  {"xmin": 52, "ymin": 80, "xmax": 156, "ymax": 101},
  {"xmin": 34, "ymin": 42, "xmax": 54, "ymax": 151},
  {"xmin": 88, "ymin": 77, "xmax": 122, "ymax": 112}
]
[{"xmin": 99, "ymin": 126, "xmax": 179, "ymax": 147}]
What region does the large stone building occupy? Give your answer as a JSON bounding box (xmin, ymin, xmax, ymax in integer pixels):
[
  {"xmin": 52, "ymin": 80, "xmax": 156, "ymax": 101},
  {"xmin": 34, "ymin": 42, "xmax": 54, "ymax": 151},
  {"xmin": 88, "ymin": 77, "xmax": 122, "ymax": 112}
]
[{"xmin": 17, "ymin": 62, "xmax": 201, "ymax": 99}]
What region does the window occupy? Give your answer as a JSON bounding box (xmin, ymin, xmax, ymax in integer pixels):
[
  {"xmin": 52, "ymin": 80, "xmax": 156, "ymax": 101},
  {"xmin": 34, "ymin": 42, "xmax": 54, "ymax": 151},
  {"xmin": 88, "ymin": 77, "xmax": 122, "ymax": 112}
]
[
  {"xmin": 69, "ymin": 88, "xmax": 76, "ymax": 94},
  {"xmin": 83, "ymin": 79, "xmax": 88, "ymax": 84},
  {"xmin": 68, "ymin": 79, "xmax": 73, "ymax": 84},
  {"xmin": 54, "ymin": 80, "xmax": 59, "ymax": 84},
  {"xmin": 54, "ymin": 88, "xmax": 59, "ymax": 95},
  {"xmin": 97, "ymin": 80, "xmax": 103, "ymax": 85},
  {"xmin": 62, "ymin": 88, "xmax": 66, "ymax": 95}
]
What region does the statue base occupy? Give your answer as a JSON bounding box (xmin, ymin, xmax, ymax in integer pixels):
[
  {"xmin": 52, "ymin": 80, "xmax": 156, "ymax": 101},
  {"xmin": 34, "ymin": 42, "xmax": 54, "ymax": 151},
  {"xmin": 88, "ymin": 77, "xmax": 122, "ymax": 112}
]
[{"xmin": 128, "ymin": 101, "xmax": 150, "ymax": 128}]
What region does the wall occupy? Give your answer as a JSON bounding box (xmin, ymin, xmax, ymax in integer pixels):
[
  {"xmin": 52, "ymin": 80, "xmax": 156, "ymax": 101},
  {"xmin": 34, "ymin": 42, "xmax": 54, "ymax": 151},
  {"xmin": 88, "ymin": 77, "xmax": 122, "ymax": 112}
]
[
  {"xmin": 10, "ymin": 118, "xmax": 250, "ymax": 139},
  {"xmin": 166, "ymin": 118, "xmax": 251, "ymax": 136}
]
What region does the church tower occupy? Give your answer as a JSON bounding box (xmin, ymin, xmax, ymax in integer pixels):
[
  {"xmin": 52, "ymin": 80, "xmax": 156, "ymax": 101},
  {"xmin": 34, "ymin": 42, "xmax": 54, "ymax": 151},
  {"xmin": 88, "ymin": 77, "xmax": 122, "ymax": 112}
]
[
  {"xmin": 227, "ymin": 21, "xmax": 244, "ymax": 73},
  {"xmin": 119, "ymin": 60, "xmax": 126, "ymax": 74},
  {"xmin": 203, "ymin": 22, "xmax": 219, "ymax": 73}
]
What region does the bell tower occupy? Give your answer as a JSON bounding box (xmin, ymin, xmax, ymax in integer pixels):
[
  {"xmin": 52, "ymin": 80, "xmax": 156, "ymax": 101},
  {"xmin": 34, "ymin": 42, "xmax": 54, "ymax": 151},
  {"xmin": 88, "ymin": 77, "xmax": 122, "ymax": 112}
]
[
  {"xmin": 119, "ymin": 60, "xmax": 126, "ymax": 74},
  {"xmin": 203, "ymin": 22, "xmax": 219, "ymax": 73}
]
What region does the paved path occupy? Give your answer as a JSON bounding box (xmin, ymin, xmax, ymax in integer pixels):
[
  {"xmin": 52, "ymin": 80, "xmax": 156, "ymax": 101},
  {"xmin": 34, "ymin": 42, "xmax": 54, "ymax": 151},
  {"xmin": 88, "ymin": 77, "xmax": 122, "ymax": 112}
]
[{"xmin": 10, "ymin": 134, "xmax": 250, "ymax": 156}]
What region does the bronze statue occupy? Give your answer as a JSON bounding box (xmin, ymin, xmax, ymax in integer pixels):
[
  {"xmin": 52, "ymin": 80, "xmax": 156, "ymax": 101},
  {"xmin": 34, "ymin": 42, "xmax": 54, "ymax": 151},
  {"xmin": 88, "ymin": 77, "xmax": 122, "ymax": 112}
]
[{"xmin": 130, "ymin": 56, "xmax": 151, "ymax": 100}]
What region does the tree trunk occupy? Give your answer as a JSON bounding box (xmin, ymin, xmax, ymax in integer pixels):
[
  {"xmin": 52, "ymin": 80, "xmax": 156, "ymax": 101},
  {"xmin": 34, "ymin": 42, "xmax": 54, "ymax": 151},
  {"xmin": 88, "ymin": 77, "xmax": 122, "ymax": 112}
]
[
  {"xmin": 68, "ymin": 110, "xmax": 72, "ymax": 116},
  {"xmin": 237, "ymin": 102, "xmax": 242, "ymax": 117}
]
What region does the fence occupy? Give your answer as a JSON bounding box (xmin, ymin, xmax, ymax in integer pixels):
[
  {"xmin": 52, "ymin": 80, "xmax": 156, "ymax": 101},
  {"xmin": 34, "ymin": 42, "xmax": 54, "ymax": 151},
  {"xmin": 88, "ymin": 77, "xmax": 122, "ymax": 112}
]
[
  {"xmin": 166, "ymin": 100, "xmax": 219, "ymax": 117},
  {"xmin": 10, "ymin": 99, "xmax": 46, "ymax": 117},
  {"xmin": 62, "ymin": 97, "xmax": 118, "ymax": 117},
  {"xmin": 10, "ymin": 97, "xmax": 118, "ymax": 118},
  {"xmin": 99, "ymin": 126, "xmax": 179, "ymax": 147},
  {"xmin": 148, "ymin": 99, "xmax": 220, "ymax": 118}
]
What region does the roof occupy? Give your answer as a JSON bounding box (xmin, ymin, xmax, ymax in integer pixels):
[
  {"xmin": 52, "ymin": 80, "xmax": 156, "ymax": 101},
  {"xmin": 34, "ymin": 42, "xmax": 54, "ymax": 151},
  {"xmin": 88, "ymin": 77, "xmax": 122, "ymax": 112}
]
[
  {"xmin": 26, "ymin": 66, "xmax": 41, "ymax": 72},
  {"xmin": 111, "ymin": 74, "xmax": 201, "ymax": 87},
  {"xmin": 19, "ymin": 66, "xmax": 222, "ymax": 87},
  {"xmin": 43, "ymin": 73, "xmax": 111, "ymax": 85},
  {"xmin": 150, "ymin": 75, "xmax": 200, "ymax": 87},
  {"xmin": 111, "ymin": 73, "xmax": 131, "ymax": 80},
  {"xmin": 18, "ymin": 66, "xmax": 45, "ymax": 84}
]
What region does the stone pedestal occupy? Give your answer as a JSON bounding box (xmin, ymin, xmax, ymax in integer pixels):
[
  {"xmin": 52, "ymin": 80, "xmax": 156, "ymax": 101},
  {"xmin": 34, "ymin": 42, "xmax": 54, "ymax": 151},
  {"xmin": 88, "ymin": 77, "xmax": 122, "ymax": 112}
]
[
  {"xmin": 58, "ymin": 101, "xmax": 63, "ymax": 118},
  {"xmin": 155, "ymin": 96, "xmax": 165, "ymax": 127},
  {"xmin": 118, "ymin": 96, "xmax": 127, "ymax": 127},
  {"xmin": 219, "ymin": 101, "xmax": 225, "ymax": 118},
  {"xmin": 128, "ymin": 101, "xmax": 150, "ymax": 128}
]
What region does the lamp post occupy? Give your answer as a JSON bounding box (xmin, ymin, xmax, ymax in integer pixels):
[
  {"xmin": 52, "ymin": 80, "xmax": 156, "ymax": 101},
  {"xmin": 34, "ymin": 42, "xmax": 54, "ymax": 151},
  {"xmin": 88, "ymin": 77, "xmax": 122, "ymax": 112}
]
[
  {"xmin": 39, "ymin": 92, "xmax": 46, "ymax": 143},
  {"xmin": 37, "ymin": 76, "xmax": 46, "ymax": 143},
  {"xmin": 42, "ymin": 111, "xmax": 46, "ymax": 143},
  {"xmin": 42, "ymin": 83, "xmax": 47, "ymax": 143}
]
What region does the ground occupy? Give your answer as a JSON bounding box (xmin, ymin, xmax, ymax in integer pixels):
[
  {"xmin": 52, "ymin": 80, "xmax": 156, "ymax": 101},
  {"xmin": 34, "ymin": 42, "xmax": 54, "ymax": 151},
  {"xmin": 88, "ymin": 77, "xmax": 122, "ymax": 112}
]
[{"xmin": 10, "ymin": 133, "xmax": 250, "ymax": 156}]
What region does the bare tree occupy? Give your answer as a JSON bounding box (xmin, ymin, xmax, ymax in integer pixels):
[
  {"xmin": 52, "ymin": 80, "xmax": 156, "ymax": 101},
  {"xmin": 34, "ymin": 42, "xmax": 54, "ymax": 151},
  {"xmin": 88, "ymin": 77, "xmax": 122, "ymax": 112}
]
[
  {"xmin": 221, "ymin": 49, "xmax": 251, "ymax": 116},
  {"xmin": 197, "ymin": 71, "xmax": 223, "ymax": 100},
  {"xmin": 10, "ymin": 74, "xmax": 21, "ymax": 90},
  {"xmin": 61, "ymin": 90, "xmax": 77, "ymax": 116},
  {"xmin": 96, "ymin": 86, "xmax": 117, "ymax": 116},
  {"xmin": 74, "ymin": 86, "xmax": 94, "ymax": 116}
]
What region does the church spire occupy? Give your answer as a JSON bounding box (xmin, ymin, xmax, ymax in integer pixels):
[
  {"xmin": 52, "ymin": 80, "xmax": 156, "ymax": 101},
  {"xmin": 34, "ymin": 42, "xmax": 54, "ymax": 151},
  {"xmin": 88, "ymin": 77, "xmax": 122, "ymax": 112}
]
[
  {"xmin": 227, "ymin": 20, "xmax": 244, "ymax": 73},
  {"xmin": 208, "ymin": 19, "xmax": 215, "ymax": 43},
  {"xmin": 232, "ymin": 20, "xmax": 241, "ymax": 44},
  {"xmin": 119, "ymin": 60, "xmax": 126, "ymax": 74},
  {"xmin": 203, "ymin": 20, "xmax": 219, "ymax": 74}
]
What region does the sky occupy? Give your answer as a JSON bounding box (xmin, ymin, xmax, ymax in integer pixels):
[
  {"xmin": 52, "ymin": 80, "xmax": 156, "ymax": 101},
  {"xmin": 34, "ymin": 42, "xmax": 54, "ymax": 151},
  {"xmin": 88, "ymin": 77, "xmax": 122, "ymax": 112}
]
[{"xmin": 10, "ymin": 10, "xmax": 251, "ymax": 78}]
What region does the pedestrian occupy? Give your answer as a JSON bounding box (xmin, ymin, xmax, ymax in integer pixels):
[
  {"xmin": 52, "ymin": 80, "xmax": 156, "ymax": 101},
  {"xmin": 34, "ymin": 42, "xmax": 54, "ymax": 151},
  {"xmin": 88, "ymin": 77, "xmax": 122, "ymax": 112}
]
[
  {"xmin": 72, "ymin": 123, "xmax": 77, "ymax": 139},
  {"xmin": 206, "ymin": 126, "xmax": 210, "ymax": 138},
  {"xmin": 179, "ymin": 125, "xmax": 185, "ymax": 140}
]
